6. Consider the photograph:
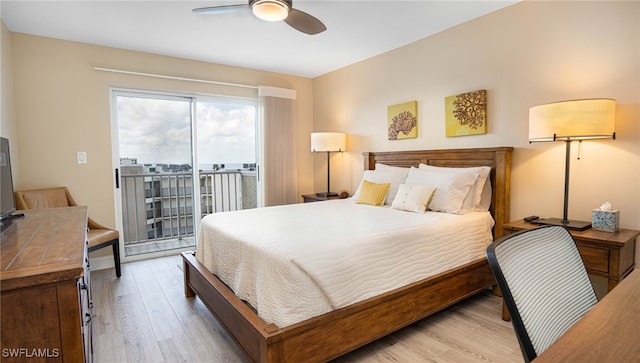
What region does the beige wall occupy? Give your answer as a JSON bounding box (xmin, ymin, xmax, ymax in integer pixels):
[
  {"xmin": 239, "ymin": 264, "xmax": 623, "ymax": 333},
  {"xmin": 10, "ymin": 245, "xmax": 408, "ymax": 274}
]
[
  {"xmin": 1, "ymin": 22, "xmax": 20, "ymax": 187},
  {"xmin": 314, "ymin": 1, "xmax": 639, "ymax": 257},
  {"xmin": 4, "ymin": 31, "xmax": 315, "ymax": 232}
]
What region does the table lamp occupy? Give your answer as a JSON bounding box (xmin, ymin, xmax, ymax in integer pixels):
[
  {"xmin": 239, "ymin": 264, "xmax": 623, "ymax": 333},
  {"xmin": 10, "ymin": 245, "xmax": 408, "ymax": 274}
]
[
  {"xmin": 311, "ymin": 132, "xmax": 346, "ymax": 197},
  {"xmin": 529, "ymin": 98, "xmax": 616, "ymax": 230}
]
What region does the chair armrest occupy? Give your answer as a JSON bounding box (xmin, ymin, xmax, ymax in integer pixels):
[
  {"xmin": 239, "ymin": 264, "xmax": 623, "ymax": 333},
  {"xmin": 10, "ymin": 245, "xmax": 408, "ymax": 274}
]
[{"xmin": 88, "ymin": 217, "xmax": 112, "ymax": 230}]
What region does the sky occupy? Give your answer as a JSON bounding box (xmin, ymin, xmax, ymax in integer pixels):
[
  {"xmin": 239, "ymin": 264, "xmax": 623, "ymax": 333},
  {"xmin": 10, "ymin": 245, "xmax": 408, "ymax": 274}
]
[{"xmin": 116, "ymin": 95, "xmax": 256, "ymax": 168}]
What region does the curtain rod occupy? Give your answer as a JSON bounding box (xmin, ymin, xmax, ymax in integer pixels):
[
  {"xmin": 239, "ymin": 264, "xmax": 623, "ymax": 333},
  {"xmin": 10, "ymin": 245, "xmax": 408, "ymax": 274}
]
[{"xmin": 93, "ymin": 67, "xmax": 258, "ymax": 89}]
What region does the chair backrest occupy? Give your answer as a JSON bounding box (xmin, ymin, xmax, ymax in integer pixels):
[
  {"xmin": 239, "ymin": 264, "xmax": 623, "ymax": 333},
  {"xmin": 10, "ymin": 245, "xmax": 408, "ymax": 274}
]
[
  {"xmin": 486, "ymin": 225, "xmax": 597, "ymax": 362},
  {"xmin": 15, "ymin": 187, "xmax": 75, "ymax": 210}
]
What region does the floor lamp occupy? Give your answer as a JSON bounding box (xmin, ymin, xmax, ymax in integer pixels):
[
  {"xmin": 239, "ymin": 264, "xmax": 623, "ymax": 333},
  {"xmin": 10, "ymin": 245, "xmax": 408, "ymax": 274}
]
[
  {"xmin": 528, "ymin": 98, "xmax": 616, "ymax": 230},
  {"xmin": 311, "ymin": 132, "xmax": 346, "ymax": 197}
]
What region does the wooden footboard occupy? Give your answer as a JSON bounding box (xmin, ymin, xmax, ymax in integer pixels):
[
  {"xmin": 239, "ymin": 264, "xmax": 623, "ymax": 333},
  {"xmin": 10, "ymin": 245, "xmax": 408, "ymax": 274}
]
[
  {"xmin": 183, "ymin": 251, "xmax": 281, "ymax": 361},
  {"xmin": 183, "ymin": 251, "xmax": 495, "ymax": 363}
]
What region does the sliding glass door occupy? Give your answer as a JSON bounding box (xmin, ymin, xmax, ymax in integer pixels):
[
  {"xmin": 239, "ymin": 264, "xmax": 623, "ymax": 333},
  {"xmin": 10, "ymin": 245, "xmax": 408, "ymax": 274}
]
[
  {"xmin": 195, "ymin": 97, "xmax": 258, "ymax": 215},
  {"xmin": 111, "ymin": 90, "xmax": 258, "ymax": 259}
]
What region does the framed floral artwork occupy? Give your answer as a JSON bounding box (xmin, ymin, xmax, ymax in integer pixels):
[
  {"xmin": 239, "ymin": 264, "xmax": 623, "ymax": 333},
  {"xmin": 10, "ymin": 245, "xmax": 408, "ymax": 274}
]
[
  {"xmin": 388, "ymin": 101, "xmax": 418, "ymax": 140},
  {"xmin": 445, "ymin": 89, "xmax": 487, "ymax": 137}
]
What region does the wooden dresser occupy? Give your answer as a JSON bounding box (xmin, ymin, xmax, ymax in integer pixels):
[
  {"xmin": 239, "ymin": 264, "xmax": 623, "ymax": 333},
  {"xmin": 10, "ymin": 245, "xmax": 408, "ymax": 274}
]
[{"xmin": 1, "ymin": 207, "xmax": 92, "ymax": 362}]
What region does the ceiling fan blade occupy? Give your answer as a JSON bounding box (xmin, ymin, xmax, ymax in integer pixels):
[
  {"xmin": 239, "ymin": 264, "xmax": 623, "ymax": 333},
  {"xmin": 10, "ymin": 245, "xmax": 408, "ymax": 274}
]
[
  {"xmin": 284, "ymin": 8, "xmax": 326, "ymax": 35},
  {"xmin": 193, "ymin": 4, "xmax": 249, "ymax": 15}
]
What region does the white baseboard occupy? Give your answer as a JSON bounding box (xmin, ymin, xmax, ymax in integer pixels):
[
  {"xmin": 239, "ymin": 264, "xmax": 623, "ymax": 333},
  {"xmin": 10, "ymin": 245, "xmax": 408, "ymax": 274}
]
[
  {"xmin": 88, "ymin": 255, "xmax": 116, "ymax": 272},
  {"xmin": 88, "ymin": 247, "xmax": 193, "ymax": 273}
]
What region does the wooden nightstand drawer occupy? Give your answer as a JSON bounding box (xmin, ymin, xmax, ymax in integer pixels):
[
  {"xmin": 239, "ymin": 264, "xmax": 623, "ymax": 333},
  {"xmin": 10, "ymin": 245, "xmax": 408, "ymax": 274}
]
[{"xmin": 577, "ymin": 245, "xmax": 609, "ymax": 273}]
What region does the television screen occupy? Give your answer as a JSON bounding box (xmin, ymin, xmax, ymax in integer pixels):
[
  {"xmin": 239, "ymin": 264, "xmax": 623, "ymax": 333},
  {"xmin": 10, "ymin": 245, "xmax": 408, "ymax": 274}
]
[{"xmin": 0, "ymin": 137, "xmax": 17, "ymax": 220}]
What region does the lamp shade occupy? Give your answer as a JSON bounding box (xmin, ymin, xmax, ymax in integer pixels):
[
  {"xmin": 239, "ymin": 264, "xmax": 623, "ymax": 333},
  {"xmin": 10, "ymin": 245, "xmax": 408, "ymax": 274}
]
[
  {"xmin": 251, "ymin": 0, "xmax": 290, "ymax": 21},
  {"xmin": 529, "ymin": 99, "xmax": 616, "ymax": 142},
  {"xmin": 311, "ymin": 132, "xmax": 346, "ymax": 152}
]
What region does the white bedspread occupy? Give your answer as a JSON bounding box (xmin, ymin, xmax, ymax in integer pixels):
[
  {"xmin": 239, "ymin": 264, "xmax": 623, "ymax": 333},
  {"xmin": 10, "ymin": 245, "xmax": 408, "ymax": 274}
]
[{"xmin": 196, "ymin": 199, "xmax": 494, "ymax": 328}]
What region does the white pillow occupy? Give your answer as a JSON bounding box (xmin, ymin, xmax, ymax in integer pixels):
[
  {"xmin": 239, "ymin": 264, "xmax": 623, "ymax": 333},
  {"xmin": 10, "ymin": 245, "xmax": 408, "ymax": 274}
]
[
  {"xmin": 391, "ymin": 184, "xmax": 437, "ymax": 213},
  {"xmin": 477, "ymin": 180, "xmax": 492, "ymax": 212},
  {"xmin": 419, "ymin": 164, "xmax": 491, "ymax": 212},
  {"xmin": 404, "ymin": 167, "xmax": 479, "ymax": 214},
  {"xmin": 375, "ymin": 163, "xmax": 410, "ymax": 176},
  {"xmin": 374, "ymin": 163, "xmax": 410, "ymax": 203},
  {"xmin": 352, "ymin": 168, "xmax": 408, "ymax": 205}
]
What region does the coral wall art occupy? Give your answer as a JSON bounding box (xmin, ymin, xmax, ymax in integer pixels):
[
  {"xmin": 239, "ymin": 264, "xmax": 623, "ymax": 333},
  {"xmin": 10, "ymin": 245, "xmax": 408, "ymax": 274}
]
[
  {"xmin": 388, "ymin": 101, "xmax": 418, "ymax": 140},
  {"xmin": 445, "ymin": 89, "xmax": 487, "ymax": 137}
]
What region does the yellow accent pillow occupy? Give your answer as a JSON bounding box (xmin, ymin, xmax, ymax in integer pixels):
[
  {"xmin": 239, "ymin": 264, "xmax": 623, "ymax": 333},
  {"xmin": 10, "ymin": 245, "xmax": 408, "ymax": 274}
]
[{"xmin": 356, "ymin": 180, "xmax": 391, "ymax": 206}]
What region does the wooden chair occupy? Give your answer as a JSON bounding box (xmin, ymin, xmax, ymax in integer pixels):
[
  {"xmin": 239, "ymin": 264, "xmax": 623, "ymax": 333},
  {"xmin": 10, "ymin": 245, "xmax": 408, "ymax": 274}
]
[
  {"xmin": 486, "ymin": 225, "xmax": 597, "ymax": 362},
  {"xmin": 15, "ymin": 186, "xmax": 121, "ymax": 277}
]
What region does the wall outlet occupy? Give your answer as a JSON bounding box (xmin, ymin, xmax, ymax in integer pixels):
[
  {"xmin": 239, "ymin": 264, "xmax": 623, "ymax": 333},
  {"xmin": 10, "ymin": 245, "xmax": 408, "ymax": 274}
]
[{"xmin": 77, "ymin": 151, "xmax": 87, "ymax": 164}]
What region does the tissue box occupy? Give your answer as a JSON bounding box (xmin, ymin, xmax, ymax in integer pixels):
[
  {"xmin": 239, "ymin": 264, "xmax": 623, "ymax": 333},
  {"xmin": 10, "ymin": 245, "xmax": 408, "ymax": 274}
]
[{"xmin": 592, "ymin": 209, "xmax": 620, "ymax": 232}]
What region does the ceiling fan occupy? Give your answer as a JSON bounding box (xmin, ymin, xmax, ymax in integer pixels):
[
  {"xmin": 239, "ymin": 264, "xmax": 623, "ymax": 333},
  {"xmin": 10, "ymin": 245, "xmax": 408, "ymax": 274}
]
[{"xmin": 193, "ymin": 0, "xmax": 326, "ymax": 35}]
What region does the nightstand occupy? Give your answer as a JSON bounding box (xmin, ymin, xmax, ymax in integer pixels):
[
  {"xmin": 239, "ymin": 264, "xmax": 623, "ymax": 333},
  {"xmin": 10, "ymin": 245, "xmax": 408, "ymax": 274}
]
[
  {"xmin": 302, "ymin": 194, "xmax": 341, "ymax": 203},
  {"xmin": 503, "ymin": 220, "xmax": 639, "ymax": 292}
]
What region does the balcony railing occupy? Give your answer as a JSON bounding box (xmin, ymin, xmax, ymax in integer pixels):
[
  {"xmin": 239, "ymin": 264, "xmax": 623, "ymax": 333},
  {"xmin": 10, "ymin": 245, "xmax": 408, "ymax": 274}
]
[{"xmin": 120, "ymin": 170, "xmax": 256, "ymax": 255}]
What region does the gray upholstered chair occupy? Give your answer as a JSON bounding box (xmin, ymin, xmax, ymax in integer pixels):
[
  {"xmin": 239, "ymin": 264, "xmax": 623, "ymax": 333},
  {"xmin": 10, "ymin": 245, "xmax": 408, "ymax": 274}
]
[
  {"xmin": 486, "ymin": 225, "xmax": 597, "ymax": 362},
  {"xmin": 15, "ymin": 186, "xmax": 121, "ymax": 277}
]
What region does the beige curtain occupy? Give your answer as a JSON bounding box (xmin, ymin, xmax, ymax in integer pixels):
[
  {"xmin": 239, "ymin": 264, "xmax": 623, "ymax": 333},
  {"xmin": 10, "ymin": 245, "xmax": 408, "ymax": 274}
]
[{"xmin": 259, "ymin": 86, "xmax": 297, "ymax": 206}]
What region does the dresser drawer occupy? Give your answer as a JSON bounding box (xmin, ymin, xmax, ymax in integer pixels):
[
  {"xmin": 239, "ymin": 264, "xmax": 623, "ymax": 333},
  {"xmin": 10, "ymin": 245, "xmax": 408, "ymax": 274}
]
[{"xmin": 577, "ymin": 245, "xmax": 609, "ymax": 273}]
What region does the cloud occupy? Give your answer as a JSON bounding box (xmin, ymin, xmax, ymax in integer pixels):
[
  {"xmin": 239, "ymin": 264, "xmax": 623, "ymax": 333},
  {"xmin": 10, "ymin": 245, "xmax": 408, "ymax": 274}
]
[
  {"xmin": 116, "ymin": 96, "xmax": 256, "ymax": 166},
  {"xmin": 197, "ymin": 103, "xmax": 256, "ymax": 165}
]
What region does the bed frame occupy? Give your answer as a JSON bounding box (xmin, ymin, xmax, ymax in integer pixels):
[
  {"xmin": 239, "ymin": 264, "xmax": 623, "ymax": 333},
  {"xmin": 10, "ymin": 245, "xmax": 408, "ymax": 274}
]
[{"xmin": 182, "ymin": 146, "xmax": 513, "ymax": 362}]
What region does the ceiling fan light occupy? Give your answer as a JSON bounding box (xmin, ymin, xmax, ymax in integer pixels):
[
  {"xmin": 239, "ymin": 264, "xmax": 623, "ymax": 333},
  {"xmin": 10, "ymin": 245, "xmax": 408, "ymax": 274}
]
[{"xmin": 251, "ymin": 0, "xmax": 289, "ymax": 22}]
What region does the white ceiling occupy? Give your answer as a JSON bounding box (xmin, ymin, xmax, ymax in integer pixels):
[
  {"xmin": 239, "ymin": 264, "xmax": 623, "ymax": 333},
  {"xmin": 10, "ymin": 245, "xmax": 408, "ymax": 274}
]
[{"xmin": 1, "ymin": 1, "xmax": 517, "ymax": 78}]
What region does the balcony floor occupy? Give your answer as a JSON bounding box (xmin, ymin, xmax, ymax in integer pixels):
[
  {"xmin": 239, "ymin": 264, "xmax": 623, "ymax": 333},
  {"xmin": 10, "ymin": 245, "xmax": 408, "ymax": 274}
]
[{"xmin": 125, "ymin": 237, "xmax": 196, "ymax": 256}]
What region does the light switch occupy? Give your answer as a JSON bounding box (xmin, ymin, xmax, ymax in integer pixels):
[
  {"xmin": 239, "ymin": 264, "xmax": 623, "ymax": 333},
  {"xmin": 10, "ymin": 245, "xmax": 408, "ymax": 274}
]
[{"xmin": 77, "ymin": 151, "xmax": 87, "ymax": 164}]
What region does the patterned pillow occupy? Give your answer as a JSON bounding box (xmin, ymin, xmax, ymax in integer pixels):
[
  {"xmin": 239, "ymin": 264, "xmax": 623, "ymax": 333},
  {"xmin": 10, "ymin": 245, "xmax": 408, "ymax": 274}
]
[
  {"xmin": 391, "ymin": 184, "xmax": 437, "ymax": 213},
  {"xmin": 356, "ymin": 180, "xmax": 391, "ymax": 206}
]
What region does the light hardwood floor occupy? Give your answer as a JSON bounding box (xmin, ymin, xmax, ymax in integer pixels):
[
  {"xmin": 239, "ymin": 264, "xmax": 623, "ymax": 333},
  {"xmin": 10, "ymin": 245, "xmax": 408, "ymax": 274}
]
[{"xmin": 92, "ymin": 255, "xmax": 523, "ymax": 362}]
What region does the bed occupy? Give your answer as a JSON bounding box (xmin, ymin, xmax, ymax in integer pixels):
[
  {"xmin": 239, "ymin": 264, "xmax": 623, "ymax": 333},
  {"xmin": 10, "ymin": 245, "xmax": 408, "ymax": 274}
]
[{"xmin": 182, "ymin": 146, "xmax": 513, "ymax": 362}]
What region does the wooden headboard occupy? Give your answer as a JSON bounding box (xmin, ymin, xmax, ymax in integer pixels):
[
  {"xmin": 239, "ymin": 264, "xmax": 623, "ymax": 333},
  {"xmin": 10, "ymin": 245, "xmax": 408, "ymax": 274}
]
[{"xmin": 363, "ymin": 147, "xmax": 513, "ymax": 238}]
